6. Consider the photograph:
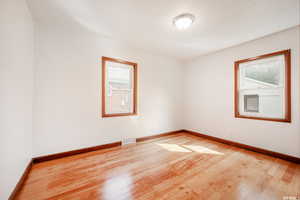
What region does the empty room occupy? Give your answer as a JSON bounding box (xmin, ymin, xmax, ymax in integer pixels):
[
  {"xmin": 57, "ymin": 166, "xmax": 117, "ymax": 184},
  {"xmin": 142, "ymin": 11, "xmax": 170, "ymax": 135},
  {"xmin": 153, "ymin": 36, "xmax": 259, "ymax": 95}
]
[{"xmin": 1, "ymin": 0, "xmax": 300, "ymax": 199}]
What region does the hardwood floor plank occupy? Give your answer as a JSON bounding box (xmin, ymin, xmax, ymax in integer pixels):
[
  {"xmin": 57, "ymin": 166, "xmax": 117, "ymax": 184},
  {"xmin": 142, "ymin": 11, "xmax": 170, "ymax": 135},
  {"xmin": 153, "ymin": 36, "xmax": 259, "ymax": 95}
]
[{"xmin": 16, "ymin": 133, "xmax": 300, "ymax": 200}]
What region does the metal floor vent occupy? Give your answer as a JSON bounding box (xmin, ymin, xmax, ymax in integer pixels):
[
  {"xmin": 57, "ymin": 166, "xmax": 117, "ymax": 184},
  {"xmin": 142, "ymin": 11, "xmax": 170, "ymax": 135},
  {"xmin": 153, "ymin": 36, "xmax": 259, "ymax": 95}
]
[{"xmin": 122, "ymin": 138, "xmax": 136, "ymax": 145}]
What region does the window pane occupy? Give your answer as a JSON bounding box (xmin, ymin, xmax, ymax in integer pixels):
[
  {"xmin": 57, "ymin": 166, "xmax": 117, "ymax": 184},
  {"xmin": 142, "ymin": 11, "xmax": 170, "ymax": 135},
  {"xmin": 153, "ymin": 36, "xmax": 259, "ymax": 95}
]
[
  {"xmin": 238, "ymin": 54, "xmax": 286, "ymax": 119},
  {"xmin": 244, "ymin": 60, "xmax": 280, "ymax": 85},
  {"xmin": 239, "ymin": 55, "xmax": 285, "ymax": 90},
  {"xmin": 105, "ymin": 61, "xmax": 134, "ymax": 114}
]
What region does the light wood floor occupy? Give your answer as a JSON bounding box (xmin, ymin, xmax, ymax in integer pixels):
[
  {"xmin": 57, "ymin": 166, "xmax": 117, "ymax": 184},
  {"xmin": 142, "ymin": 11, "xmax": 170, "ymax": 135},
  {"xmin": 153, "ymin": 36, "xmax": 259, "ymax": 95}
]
[{"xmin": 16, "ymin": 132, "xmax": 300, "ymax": 200}]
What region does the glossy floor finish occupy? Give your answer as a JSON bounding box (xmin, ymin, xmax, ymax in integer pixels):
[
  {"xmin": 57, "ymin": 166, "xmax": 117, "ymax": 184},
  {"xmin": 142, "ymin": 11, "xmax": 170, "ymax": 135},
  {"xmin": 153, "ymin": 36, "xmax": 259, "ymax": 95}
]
[{"xmin": 16, "ymin": 133, "xmax": 300, "ymax": 200}]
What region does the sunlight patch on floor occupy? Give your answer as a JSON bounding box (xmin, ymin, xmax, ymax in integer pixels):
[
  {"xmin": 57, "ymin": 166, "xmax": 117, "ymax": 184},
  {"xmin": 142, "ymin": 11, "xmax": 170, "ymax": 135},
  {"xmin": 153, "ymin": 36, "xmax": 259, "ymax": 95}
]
[
  {"xmin": 183, "ymin": 145, "xmax": 224, "ymax": 155},
  {"xmin": 156, "ymin": 143, "xmax": 191, "ymax": 152},
  {"xmin": 156, "ymin": 143, "xmax": 224, "ymax": 155}
]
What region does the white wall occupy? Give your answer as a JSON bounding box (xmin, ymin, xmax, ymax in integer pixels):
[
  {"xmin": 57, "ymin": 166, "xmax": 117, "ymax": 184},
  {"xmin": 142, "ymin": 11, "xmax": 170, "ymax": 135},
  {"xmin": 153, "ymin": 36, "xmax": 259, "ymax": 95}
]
[
  {"xmin": 0, "ymin": 0, "xmax": 35, "ymax": 199},
  {"xmin": 33, "ymin": 25, "xmax": 183, "ymax": 157},
  {"xmin": 184, "ymin": 26, "xmax": 300, "ymax": 157}
]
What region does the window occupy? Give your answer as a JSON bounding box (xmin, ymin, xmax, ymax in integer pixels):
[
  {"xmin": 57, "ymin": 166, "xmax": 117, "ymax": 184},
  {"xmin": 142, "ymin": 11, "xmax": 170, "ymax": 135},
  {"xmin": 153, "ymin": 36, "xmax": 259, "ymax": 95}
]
[
  {"xmin": 102, "ymin": 57, "xmax": 137, "ymax": 117},
  {"xmin": 234, "ymin": 50, "xmax": 291, "ymax": 122}
]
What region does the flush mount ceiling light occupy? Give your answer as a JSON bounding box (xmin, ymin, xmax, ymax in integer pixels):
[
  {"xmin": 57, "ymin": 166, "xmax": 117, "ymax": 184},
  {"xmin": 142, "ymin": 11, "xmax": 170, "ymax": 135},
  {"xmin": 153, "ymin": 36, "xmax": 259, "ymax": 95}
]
[{"xmin": 173, "ymin": 13, "xmax": 195, "ymax": 30}]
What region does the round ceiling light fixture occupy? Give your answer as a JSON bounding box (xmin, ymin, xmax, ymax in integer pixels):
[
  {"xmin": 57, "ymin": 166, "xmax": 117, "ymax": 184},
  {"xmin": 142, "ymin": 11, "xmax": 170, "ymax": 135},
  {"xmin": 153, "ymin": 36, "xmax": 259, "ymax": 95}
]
[{"xmin": 173, "ymin": 13, "xmax": 195, "ymax": 30}]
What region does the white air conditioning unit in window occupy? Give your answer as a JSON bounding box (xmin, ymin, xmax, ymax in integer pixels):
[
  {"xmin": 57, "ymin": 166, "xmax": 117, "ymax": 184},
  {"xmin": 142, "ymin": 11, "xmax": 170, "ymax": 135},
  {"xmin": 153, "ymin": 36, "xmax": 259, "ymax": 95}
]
[{"xmin": 244, "ymin": 94, "xmax": 259, "ymax": 112}]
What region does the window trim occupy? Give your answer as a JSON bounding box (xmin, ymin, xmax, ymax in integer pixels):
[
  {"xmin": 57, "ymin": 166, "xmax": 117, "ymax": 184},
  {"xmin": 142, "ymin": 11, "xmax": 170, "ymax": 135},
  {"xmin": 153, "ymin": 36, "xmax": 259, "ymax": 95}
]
[
  {"xmin": 234, "ymin": 49, "xmax": 291, "ymax": 123},
  {"xmin": 102, "ymin": 56, "xmax": 138, "ymax": 118}
]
